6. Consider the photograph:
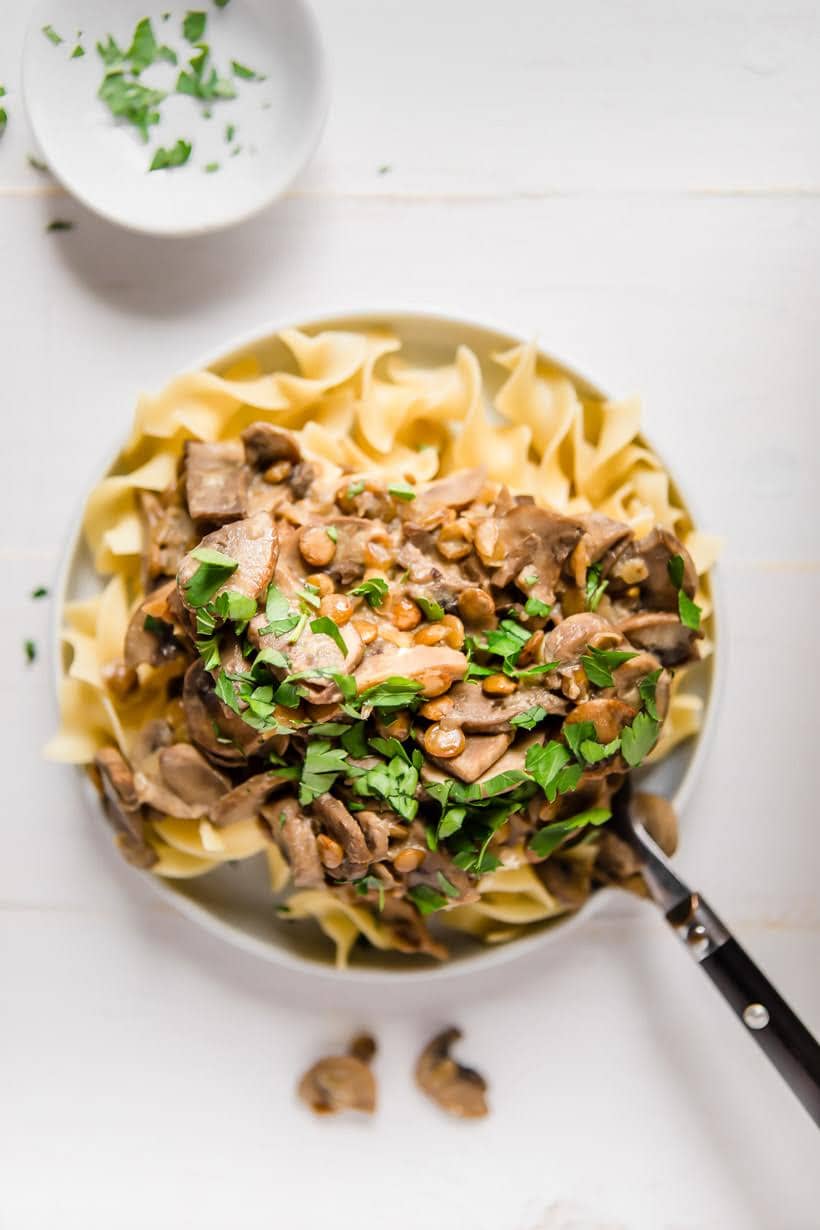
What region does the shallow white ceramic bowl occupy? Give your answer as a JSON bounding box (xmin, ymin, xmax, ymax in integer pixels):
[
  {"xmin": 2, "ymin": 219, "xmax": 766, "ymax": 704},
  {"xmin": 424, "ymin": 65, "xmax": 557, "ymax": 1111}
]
[
  {"xmin": 55, "ymin": 309, "xmax": 719, "ymax": 981},
  {"xmin": 23, "ymin": 0, "xmax": 328, "ymax": 236}
]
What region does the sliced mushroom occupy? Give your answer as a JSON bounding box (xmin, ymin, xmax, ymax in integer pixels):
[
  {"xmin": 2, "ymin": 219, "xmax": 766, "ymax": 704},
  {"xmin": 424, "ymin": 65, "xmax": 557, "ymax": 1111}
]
[
  {"xmin": 138, "ymin": 488, "xmax": 197, "ymax": 584},
  {"xmin": 352, "ymin": 645, "xmax": 467, "ymax": 693},
  {"xmin": 94, "ymin": 747, "xmax": 143, "ymax": 839},
  {"xmin": 209, "ymin": 771, "xmax": 292, "ymax": 827},
  {"xmin": 610, "ymin": 653, "xmax": 670, "ymax": 720},
  {"xmin": 123, "ymin": 580, "xmax": 181, "ymax": 669},
  {"xmin": 429, "ymin": 731, "xmax": 513, "ymax": 783},
  {"xmin": 609, "ymin": 528, "xmax": 696, "ymax": 611},
  {"xmin": 184, "ymin": 440, "xmax": 247, "ymax": 525},
  {"xmin": 563, "ymin": 697, "xmax": 637, "ymax": 746},
  {"xmin": 415, "ymin": 1028, "xmax": 488, "ymax": 1119},
  {"xmin": 355, "ymin": 809, "xmax": 391, "ymax": 861},
  {"xmin": 182, "ymin": 659, "xmax": 279, "ymax": 766},
  {"xmin": 263, "ymin": 797, "xmax": 324, "ymax": 887},
  {"xmin": 241, "ymin": 421, "xmax": 301, "ymax": 469},
  {"xmin": 541, "ymin": 613, "xmax": 620, "ymax": 665},
  {"xmin": 413, "ymin": 468, "xmax": 487, "ymax": 515},
  {"xmin": 297, "ymin": 1034, "xmax": 377, "ymax": 1116},
  {"xmin": 443, "ymin": 680, "xmax": 567, "ymax": 734},
  {"xmin": 133, "ymin": 742, "xmax": 231, "ymax": 819},
  {"xmin": 177, "ymin": 511, "xmax": 279, "ymax": 614},
  {"xmin": 398, "ymin": 529, "xmax": 488, "ymax": 608},
  {"xmin": 378, "ymin": 897, "xmax": 448, "ymax": 961},
  {"xmin": 573, "ymin": 512, "xmax": 633, "ymax": 581},
  {"xmin": 492, "ymin": 505, "xmax": 583, "ymax": 604},
  {"xmin": 618, "ymin": 611, "xmax": 699, "ymax": 667},
  {"xmin": 312, "ymin": 794, "xmax": 371, "ymax": 868}
]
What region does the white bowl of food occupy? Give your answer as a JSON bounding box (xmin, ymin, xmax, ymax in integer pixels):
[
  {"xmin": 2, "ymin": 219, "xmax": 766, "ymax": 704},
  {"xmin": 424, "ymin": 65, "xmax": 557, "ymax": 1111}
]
[
  {"xmin": 23, "ymin": 0, "xmax": 328, "ymax": 235},
  {"xmin": 49, "ymin": 309, "xmax": 720, "ymax": 980}
]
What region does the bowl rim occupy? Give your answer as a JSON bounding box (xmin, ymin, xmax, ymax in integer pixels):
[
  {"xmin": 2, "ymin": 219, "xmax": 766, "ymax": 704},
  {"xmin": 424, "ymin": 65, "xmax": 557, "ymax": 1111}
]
[
  {"xmin": 51, "ymin": 304, "xmax": 722, "ymax": 983},
  {"xmin": 21, "ymin": 0, "xmax": 331, "ymax": 238}
]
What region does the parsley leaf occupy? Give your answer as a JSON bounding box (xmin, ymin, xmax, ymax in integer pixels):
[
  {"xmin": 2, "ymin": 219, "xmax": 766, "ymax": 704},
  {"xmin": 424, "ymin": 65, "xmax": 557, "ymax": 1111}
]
[
  {"xmin": 668, "ymin": 554, "xmax": 685, "ymax": 590},
  {"xmin": 416, "ymin": 596, "xmax": 444, "ymax": 622},
  {"xmin": 71, "ymin": 44, "xmax": 85, "ymax": 59},
  {"xmin": 510, "ymin": 705, "xmax": 548, "ymax": 731},
  {"xmin": 346, "ymin": 479, "xmax": 365, "ymax": 499},
  {"xmin": 309, "ymin": 616, "xmax": 347, "ymax": 657},
  {"xmin": 355, "ymin": 874, "xmax": 385, "ymax": 912},
  {"xmin": 183, "ymin": 11, "xmax": 208, "ymax": 43},
  {"xmin": 211, "ymin": 590, "xmax": 256, "ymax": 623},
  {"xmin": 524, "ymin": 596, "xmax": 552, "ymax": 618},
  {"xmin": 525, "ymin": 740, "xmax": 571, "ymax": 803},
  {"xmin": 183, "ymin": 547, "xmax": 238, "ymax": 607},
  {"xmin": 98, "ymin": 73, "xmax": 165, "ymax": 142},
  {"xmin": 326, "ymin": 525, "xmax": 338, "ymax": 544},
  {"xmin": 42, "ymin": 25, "xmax": 63, "ymax": 46},
  {"xmin": 563, "ymin": 720, "xmax": 597, "ymax": 761},
  {"xmin": 620, "ymin": 712, "xmax": 660, "ymax": 767},
  {"xmin": 407, "ymin": 885, "xmax": 449, "ymax": 916},
  {"xmin": 355, "ymin": 676, "xmax": 422, "ymax": 712},
  {"xmin": 253, "ymin": 646, "xmax": 289, "ymax": 672},
  {"xmin": 149, "ymin": 139, "xmax": 192, "ymax": 171},
  {"xmin": 24, "ymin": 638, "xmax": 37, "ymax": 664},
  {"xmin": 350, "ymin": 577, "xmax": 388, "ymax": 609},
  {"xmin": 340, "ymin": 720, "xmax": 369, "ymax": 758},
  {"xmin": 46, "ymin": 220, "xmax": 74, "ymax": 232},
  {"xmin": 231, "ymin": 59, "xmax": 264, "ymax": 80},
  {"xmin": 529, "ymin": 807, "xmax": 612, "ymax": 859},
  {"xmin": 678, "ymin": 589, "xmax": 702, "ymax": 632},
  {"xmin": 214, "ymin": 669, "xmax": 241, "ymax": 714},
  {"xmin": 580, "ymin": 644, "xmax": 638, "ymax": 688},
  {"xmin": 579, "ymin": 736, "xmax": 621, "ymax": 764},
  {"xmin": 436, "ymin": 871, "xmax": 460, "ymax": 898},
  {"xmin": 299, "ymin": 740, "xmax": 348, "ymax": 805},
  {"xmin": 637, "ymin": 668, "xmax": 662, "ymax": 721},
  {"xmin": 387, "ymin": 481, "xmax": 416, "ymax": 501},
  {"xmin": 31, "ymin": 586, "xmax": 49, "ymax": 599},
  {"xmin": 585, "ymin": 562, "xmax": 608, "ymax": 611},
  {"xmin": 438, "ymin": 806, "xmax": 467, "ymax": 840}
]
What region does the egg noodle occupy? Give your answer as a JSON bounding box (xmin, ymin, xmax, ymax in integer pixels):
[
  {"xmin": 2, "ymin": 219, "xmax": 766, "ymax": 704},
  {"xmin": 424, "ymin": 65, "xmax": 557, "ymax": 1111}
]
[{"xmin": 49, "ymin": 328, "xmax": 718, "ymax": 966}]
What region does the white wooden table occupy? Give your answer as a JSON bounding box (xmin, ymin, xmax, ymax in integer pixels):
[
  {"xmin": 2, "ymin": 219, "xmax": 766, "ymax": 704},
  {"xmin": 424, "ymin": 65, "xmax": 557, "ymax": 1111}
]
[{"xmin": 2, "ymin": 3, "xmax": 818, "ymax": 1227}]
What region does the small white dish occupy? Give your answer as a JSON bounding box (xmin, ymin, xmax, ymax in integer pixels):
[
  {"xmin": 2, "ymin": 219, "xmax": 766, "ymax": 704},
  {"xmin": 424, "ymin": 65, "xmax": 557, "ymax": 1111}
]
[
  {"xmin": 23, "ymin": 0, "xmax": 328, "ymax": 236},
  {"xmin": 53, "ymin": 309, "xmax": 720, "ymax": 981}
]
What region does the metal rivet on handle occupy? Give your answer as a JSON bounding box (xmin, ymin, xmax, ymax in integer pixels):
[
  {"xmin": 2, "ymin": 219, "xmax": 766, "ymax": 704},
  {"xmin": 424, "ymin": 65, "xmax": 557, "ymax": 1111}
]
[{"xmin": 743, "ymin": 1003, "xmax": 770, "ymax": 1030}]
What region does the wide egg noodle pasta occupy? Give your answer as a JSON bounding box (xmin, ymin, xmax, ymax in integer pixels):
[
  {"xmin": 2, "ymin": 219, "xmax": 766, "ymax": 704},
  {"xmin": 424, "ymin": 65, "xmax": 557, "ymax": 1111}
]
[{"xmin": 51, "ymin": 326, "xmax": 718, "ymax": 965}]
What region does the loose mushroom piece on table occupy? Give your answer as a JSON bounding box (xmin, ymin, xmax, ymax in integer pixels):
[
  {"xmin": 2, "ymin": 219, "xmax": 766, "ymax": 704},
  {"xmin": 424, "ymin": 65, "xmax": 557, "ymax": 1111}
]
[
  {"xmin": 298, "ymin": 1033, "xmax": 378, "ymax": 1115},
  {"xmin": 415, "ymin": 1028, "xmax": 489, "ymax": 1119}
]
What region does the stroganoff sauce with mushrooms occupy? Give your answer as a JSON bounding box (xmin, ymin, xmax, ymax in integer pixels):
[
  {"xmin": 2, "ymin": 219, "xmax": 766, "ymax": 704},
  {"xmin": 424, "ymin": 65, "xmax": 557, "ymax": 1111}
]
[{"xmin": 90, "ymin": 418, "xmax": 702, "ymax": 962}]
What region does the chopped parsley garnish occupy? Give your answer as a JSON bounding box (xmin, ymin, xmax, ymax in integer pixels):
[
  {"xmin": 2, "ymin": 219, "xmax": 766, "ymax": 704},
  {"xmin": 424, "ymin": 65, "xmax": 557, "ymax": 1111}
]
[
  {"xmin": 355, "ymin": 874, "xmax": 385, "ymax": 912},
  {"xmin": 352, "ymin": 676, "xmax": 422, "ymax": 714},
  {"xmin": 231, "ymin": 60, "xmax": 264, "ymax": 80},
  {"xmin": 585, "ymin": 562, "xmax": 608, "ymax": 611},
  {"xmin": 525, "ymin": 740, "xmax": 571, "ymax": 802},
  {"xmin": 225, "ymin": 123, "xmax": 235, "ymax": 142},
  {"xmin": 42, "ymin": 25, "xmax": 63, "ymax": 45},
  {"xmin": 510, "ymin": 705, "xmax": 548, "ymax": 731},
  {"xmin": 326, "ymin": 525, "xmax": 338, "ymax": 543},
  {"xmin": 407, "ymin": 884, "xmax": 449, "ymax": 916},
  {"xmin": 387, "ymin": 481, "xmax": 416, "ymax": 501},
  {"xmin": 620, "ymin": 711, "xmax": 660, "ymax": 766},
  {"xmin": 211, "ymin": 590, "xmax": 256, "ymax": 623},
  {"xmin": 177, "ymin": 45, "xmax": 236, "ymax": 102},
  {"xmin": 98, "ymin": 73, "xmax": 165, "ymax": 142},
  {"xmin": 436, "ymin": 871, "xmax": 460, "ymax": 898},
  {"xmin": 203, "ymin": 161, "xmax": 219, "ymax": 172},
  {"xmin": 183, "ymin": 11, "xmax": 208, "ymax": 43},
  {"xmin": 46, "ymin": 220, "xmax": 74, "ymax": 232},
  {"xmin": 348, "ymin": 742, "xmax": 422, "ymax": 822},
  {"xmin": 309, "ymin": 616, "xmax": 347, "ymax": 657},
  {"xmin": 350, "ymin": 576, "xmax": 388, "ymax": 609},
  {"xmin": 668, "ymin": 554, "xmax": 702, "ymax": 631},
  {"xmin": 214, "ymin": 0, "xmax": 231, "ymax": 7},
  {"xmin": 378, "ymin": 164, "xmax": 391, "ymax": 175},
  {"xmin": 150, "ymin": 139, "xmax": 193, "ymax": 171},
  {"xmin": 28, "ymin": 156, "xmax": 48, "ymax": 172},
  {"xmin": 637, "ymin": 668, "xmax": 662, "ymax": 721},
  {"xmin": 71, "ymin": 44, "xmax": 85, "ymax": 59},
  {"xmin": 416, "ymin": 596, "xmax": 444, "ymax": 622},
  {"xmin": 523, "ymin": 573, "xmax": 539, "ymax": 587},
  {"xmin": 299, "ymin": 740, "xmax": 349, "ymax": 805},
  {"xmin": 24, "ymin": 638, "xmax": 37, "ymax": 664},
  {"xmin": 529, "ymin": 807, "xmax": 612, "ymax": 859},
  {"xmin": 524, "ymin": 596, "xmax": 551, "ymax": 618},
  {"xmin": 31, "ymin": 586, "xmax": 49, "ymax": 599},
  {"xmin": 580, "ymin": 644, "xmax": 638, "ymax": 689},
  {"xmin": 346, "ymin": 479, "xmax": 365, "ymax": 499},
  {"xmin": 183, "ymin": 546, "xmax": 238, "ymax": 606}
]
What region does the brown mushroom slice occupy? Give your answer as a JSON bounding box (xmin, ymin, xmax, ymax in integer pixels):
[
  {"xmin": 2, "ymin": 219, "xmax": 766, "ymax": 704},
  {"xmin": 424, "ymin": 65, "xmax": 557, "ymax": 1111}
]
[
  {"xmin": 94, "ymin": 747, "xmax": 143, "ymax": 839},
  {"xmin": 182, "ymin": 659, "xmax": 280, "ymax": 766},
  {"xmin": 563, "ymin": 697, "xmax": 637, "ymax": 746},
  {"xmin": 356, "ymin": 810, "xmax": 391, "ymax": 861},
  {"xmin": 379, "ymin": 897, "xmax": 448, "ymax": 961},
  {"xmin": 492, "ymin": 505, "xmax": 583, "ymax": 604},
  {"xmin": 413, "ymin": 467, "xmax": 487, "ymax": 515},
  {"xmin": 123, "ymin": 580, "xmax": 181, "ymax": 669},
  {"xmin": 177, "ymin": 511, "xmax": 279, "ymax": 614},
  {"xmin": 429, "ymin": 732, "xmax": 513, "ymax": 784},
  {"xmin": 444, "ymin": 680, "xmax": 567, "ymax": 734},
  {"xmin": 263, "ymin": 797, "xmax": 324, "ymax": 887},
  {"xmin": 158, "ymin": 744, "xmax": 231, "ymax": 809},
  {"xmin": 618, "ymin": 611, "xmax": 699, "ymax": 667},
  {"xmin": 398, "ymin": 528, "xmax": 488, "ymax": 609},
  {"xmin": 321, "ymin": 516, "xmax": 396, "ymax": 587},
  {"xmin": 609, "ymin": 528, "xmax": 697, "ymax": 611},
  {"xmin": 541, "ymin": 612, "xmax": 621, "ymax": 666},
  {"xmin": 209, "ymin": 771, "xmax": 293, "ymax": 827},
  {"xmin": 297, "ymin": 1034, "xmax": 377, "ymax": 1116},
  {"xmin": 573, "ymin": 512, "xmax": 633, "ymax": 580},
  {"xmin": 313, "ymin": 794, "xmax": 371, "ymax": 867},
  {"xmin": 415, "ymin": 1028, "xmax": 488, "ymax": 1119},
  {"xmin": 241, "ymin": 421, "xmax": 301, "ymax": 469},
  {"xmin": 184, "ymin": 440, "xmax": 247, "ymax": 525},
  {"xmin": 138, "ymin": 489, "xmax": 197, "ymax": 584},
  {"xmin": 611, "ymin": 654, "xmax": 670, "ymax": 720},
  {"xmin": 353, "ymin": 645, "xmax": 467, "ymax": 693}
]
